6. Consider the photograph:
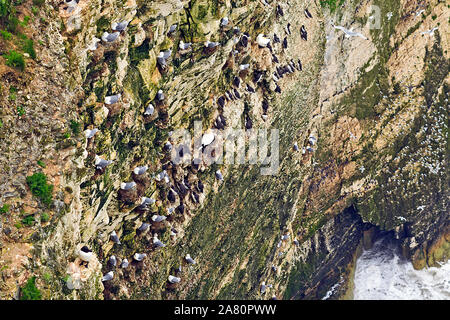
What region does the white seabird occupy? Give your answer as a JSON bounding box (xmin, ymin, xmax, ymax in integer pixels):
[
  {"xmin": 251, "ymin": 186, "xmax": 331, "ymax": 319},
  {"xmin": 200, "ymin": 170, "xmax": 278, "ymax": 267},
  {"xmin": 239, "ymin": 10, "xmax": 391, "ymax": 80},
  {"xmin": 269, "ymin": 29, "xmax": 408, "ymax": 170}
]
[
  {"xmin": 215, "ymin": 170, "xmax": 223, "ymax": 181},
  {"xmin": 331, "ymin": 24, "xmax": 368, "ymax": 40},
  {"xmin": 415, "ymin": 9, "xmax": 425, "ymax": 18},
  {"xmin": 155, "ymin": 170, "xmax": 169, "ymax": 182},
  {"xmin": 153, "ymin": 234, "xmax": 166, "ymax": 248},
  {"xmin": 87, "ymin": 37, "xmax": 101, "ymax": 51},
  {"xmin": 220, "ymin": 17, "xmax": 229, "ymax": 27},
  {"xmin": 108, "ymin": 255, "xmax": 117, "ymax": 267},
  {"xmin": 112, "ymin": 20, "xmax": 129, "ymax": 32},
  {"xmin": 421, "ymin": 27, "xmax": 438, "ymax": 36},
  {"xmin": 120, "ymin": 259, "xmax": 129, "ymax": 268},
  {"xmin": 168, "ymin": 24, "xmax": 177, "ymax": 34},
  {"xmin": 95, "ymin": 155, "xmax": 113, "ymax": 170},
  {"xmin": 138, "ymin": 223, "xmax": 150, "ymax": 232},
  {"xmin": 120, "ymin": 181, "xmax": 136, "ymax": 190},
  {"xmin": 161, "ymin": 49, "xmax": 172, "ymax": 60},
  {"xmin": 201, "ymin": 131, "xmax": 215, "ymax": 148},
  {"xmin": 179, "ymin": 40, "xmax": 192, "ymax": 50},
  {"xmin": 133, "ymin": 165, "xmax": 148, "ymax": 175},
  {"xmin": 204, "ymin": 40, "xmax": 219, "ymax": 48},
  {"xmin": 102, "ymin": 31, "xmax": 120, "ymax": 43},
  {"xmin": 168, "ymin": 275, "xmax": 181, "ymax": 283},
  {"xmin": 144, "ymin": 104, "xmax": 155, "ymax": 116},
  {"xmin": 85, "ymin": 128, "xmax": 99, "ymax": 139},
  {"xmin": 133, "ymin": 253, "xmax": 147, "ymax": 261},
  {"xmin": 260, "ymin": 281, "xmax": 267, "ymax": 294},
  {"xmin": 256, "ymin": 34, "xmax": 270, "ymax": 47},
  {"xmin": 110, "ymin": 231, "xmax": 121, "ymax": 244},
  {"xmin": 151, "ymin": 214, "xmax": 167, "ymax": 223},
  {"xmin": 105, "ymin": 94, "xmax": 121, "ymax": 105},
  {"xmin": 79, "ymin": 246, "xmax": 93, "ymax": 262},
  {"xmin": 185, "ymin": 254, "xmax": 196, "ymax": 265},
  {"xmin": 157, "ymin": 52, "xmax": 167, "ymax": 67},
  {"xmin": 156, "ymin": 89, "xmax": 165, "ymax": 101},
  {"xmin": 101, "ymin": 271, "xmax": 114, "ymax": 281},
  {"xmin": 140, "ymin": 197, "xmax": 156, "ymax": 206},
  {"xmin": 63, "ymin": 0, "xmax": 78, "ymax": 13},
  {"xmin": 239, "ymin": 64, "xmax": 250, "ymax": 71}
]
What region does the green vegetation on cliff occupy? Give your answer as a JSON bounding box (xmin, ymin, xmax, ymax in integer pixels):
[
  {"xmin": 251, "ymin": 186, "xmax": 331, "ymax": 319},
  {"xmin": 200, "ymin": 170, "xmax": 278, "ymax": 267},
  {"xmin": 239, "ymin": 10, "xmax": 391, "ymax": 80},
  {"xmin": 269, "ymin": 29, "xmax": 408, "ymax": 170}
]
[{"xmin": 26, "ymin": 172, "xmax": 53, "ymax": 206}]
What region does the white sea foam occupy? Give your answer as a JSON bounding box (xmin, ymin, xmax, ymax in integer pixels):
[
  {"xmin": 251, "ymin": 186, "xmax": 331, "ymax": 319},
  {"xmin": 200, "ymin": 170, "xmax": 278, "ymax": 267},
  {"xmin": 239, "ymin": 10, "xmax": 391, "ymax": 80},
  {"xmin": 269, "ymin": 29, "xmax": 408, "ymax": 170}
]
[{"xmin": 354, "ymin": 236, "xmax": 450, "ymax": 300}]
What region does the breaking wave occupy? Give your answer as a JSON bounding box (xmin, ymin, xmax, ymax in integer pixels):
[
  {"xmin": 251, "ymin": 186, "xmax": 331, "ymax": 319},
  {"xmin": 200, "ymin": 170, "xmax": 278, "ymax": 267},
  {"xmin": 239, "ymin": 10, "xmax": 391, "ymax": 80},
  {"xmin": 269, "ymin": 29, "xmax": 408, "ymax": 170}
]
[{"xmin": 354, "ymin": 235, "xmax": 450, "ymax": 300}]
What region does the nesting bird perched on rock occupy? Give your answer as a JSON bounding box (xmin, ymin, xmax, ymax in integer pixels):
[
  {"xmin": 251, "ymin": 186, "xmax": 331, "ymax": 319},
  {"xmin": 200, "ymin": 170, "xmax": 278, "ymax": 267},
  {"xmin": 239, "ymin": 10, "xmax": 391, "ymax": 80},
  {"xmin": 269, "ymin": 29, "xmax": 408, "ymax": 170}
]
[
  {"xmin": 144, "ymin": 104, "xmax": 155, "ymax": 116},
  {"xmin": 204, "ymin": 40, "xmax": 220, "ymax": 54},
  {"xmin": 201, "ymin": 131, "xmax": 215, "ymax": 148},
  {"xmin": 276, "ymin": 4, "xmax": 284, "ymax": 17},
  {"xmin": 153, "ymin": 234, "xmax": 166, "ymax": 248},
  {"xmin": 217, "ymin": 96, "xmax": 226, "ymax": 108},
  {"xmin": 246, "ymin": 84, "xmax": 255, "ymax": 93},
  {"xmin": 108, "ymin": 255, "xmax": 117, "ymax": 267},
  {"xmin": 300, "ymin": 25, "xmax": 308, "ymax": 41},
  {"xmin": 215, "ymin": 170, "xmax": 224, "ymax": 181},
  {"xmin": 196, "ymin": 180, "xmax": 204, "ymax": 193},
  {"xmin": 233, "ymin": 76, "xmax": 241, "ymax": 88},
  {"xmin": 120, "ymin": 181, "xmax": 136, "ymax": 190},
  {"xmin": 245, "ymin": 114, "xmax": 253, "ymax": 130},
  {"xmin": 152, "ymin": 214, "xmax": 167, "ymax": 223},
  {"xmin": 168, "ymin": 275, "xmax": 181, "ymax": 284},
  {"xmin": 138, "ymin": 223, "xmax": 150, "ymax": 232},
  {"xmin": 87, "ymin": 37, "xmax": 101, "ymax": 51},
  {"xmin": 273, "ymin": 33, "xmax": 280, "ymax": 43},
  {"xmin": 102, "ymin": 271, "xmax": 114, "ymax": 281},
  {"xmin": 220, "ymin": 17, "xmax": 229, "ymax": 27},
  {"xmin": 309, "ymin": 135, "xmax": 317, "ymax": 146},
  {"xmin": 185, "ymin": 254, "xmax": 196, "ymax": 265},
  {"xmin": 84, "ymin": 128, "xmax": 98, "ymax": 139},
  {"xmin": 120, "ymin": 259, "xmax": 129, "ymax": 268},
  {"xmin": 178, "ymin": 40, "xmax": 192, "ymax": 51},
  {"xmin": 78, "ymin": 246, "xmax": 93, "ymax": 266},
  {"xmin": 102, "ymin": 31, "xmax": 120, "ymax": 43},
  {"xmin": 110, "ymin": 231, "xmax": 121, "ymax": 244},
  {"xmin": 168, "ymin": 24, "xmax": 177, "ymax": 35},
  {"xmin": 104, "ymin": 94, "xmax": 121, "ymax": 105},
  {"xmin": 140, "ymin": 197, "xmax": 155, "ymax": 207},
  {"xmin": 233, "ymin": 88, "xmax": 241, "ymax": 99},
  {"xmin": 156, "ymin": 89, "xmax": 165, "ymax": 102},
  {"xmin": 133, "ymin": 165, "xmax": 148, "ymax": 175},
  {"xmin": 239, "ymin": 34, "xmax": 249, "ymax": 48},
  {"xmin": 63, "ymin": 0, "xmax": 79, "ymax": 13},
  {"xmin": 282, "ymin": 37, "xmax": 288, "ymax": 49},
  {"xmin": 239, "ymin": 64, "xmax": 250, "ymax": 71},
  {"xmin": 133, "ymin": 253, "xmax": 147, "ymax": 261},
  {"xmin": 256, "ymin": 34, "xmax": 270, "ymax": 47},
  {"xmin": 167, "ymin": 188, "xmax": 177, "ymax": 203},
  {"xmin": 95, "ymin": 155, "xmax": 112, "ymax": 170},
  {"xmin": 111, "ymin": 20, "xmax": 129, "ymax": 32}
]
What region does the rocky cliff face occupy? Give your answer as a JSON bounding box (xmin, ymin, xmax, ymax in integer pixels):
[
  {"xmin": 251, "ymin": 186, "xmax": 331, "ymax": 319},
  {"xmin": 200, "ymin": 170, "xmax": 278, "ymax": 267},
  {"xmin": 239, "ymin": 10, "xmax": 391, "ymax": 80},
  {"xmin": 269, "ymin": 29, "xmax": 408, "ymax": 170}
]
[{"xmin": 0, "ymin": 0, "xmax": 448, "ymax": 300}]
